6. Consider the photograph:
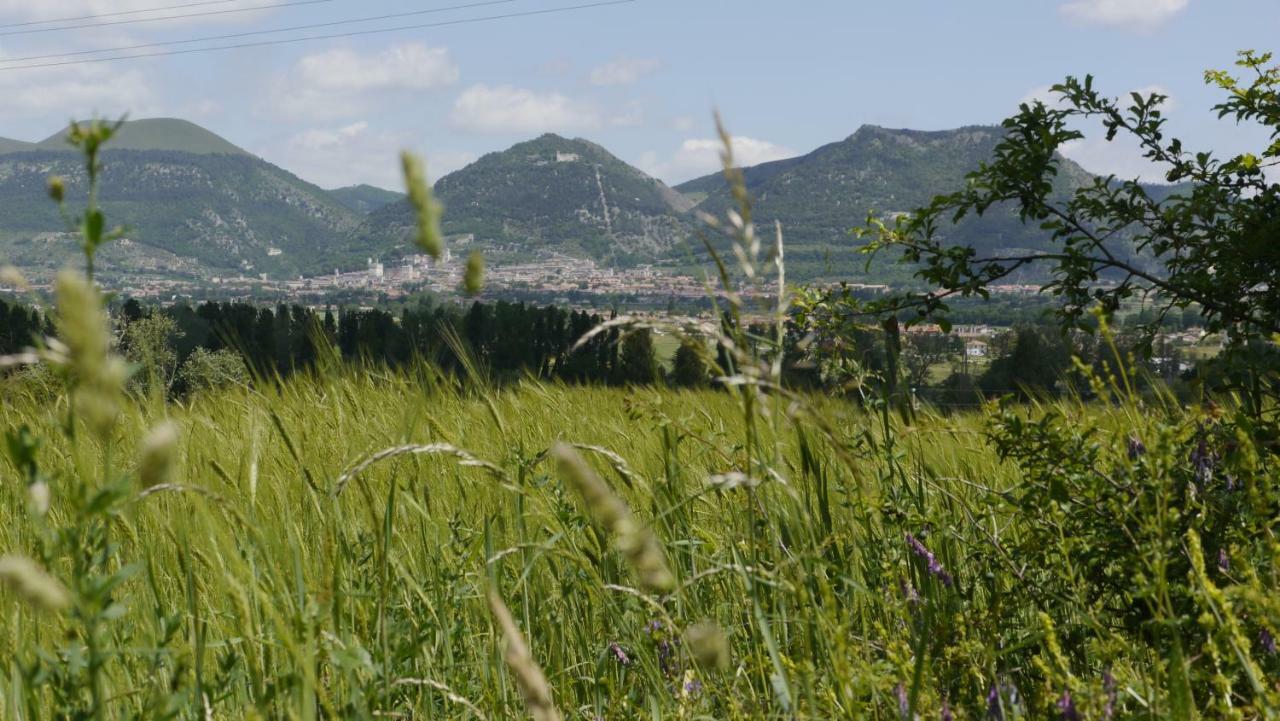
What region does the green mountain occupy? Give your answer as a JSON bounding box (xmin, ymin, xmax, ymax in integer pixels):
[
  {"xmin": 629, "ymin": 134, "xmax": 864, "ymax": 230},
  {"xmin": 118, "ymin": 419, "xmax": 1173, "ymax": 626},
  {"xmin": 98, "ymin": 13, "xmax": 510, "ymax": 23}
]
[
  {"xmin": 328, "ymin": 184, "xmax": 404, "ymax": 214},
  {"xmin": 676, "ymin": 125, "xmax": 1099, "ymax": 280},
  {"xmin": 34, "ymin": 118, "xmax": 249, "ymax": 156},
  {"xmin": 0, "ymin": 123, "xmax": 365, "ymax": 279},
  {"xmin": 357, "ymin": 134, "xmax": 694, "ymax": 266},
  {"xmin": 0, "ymin": 137, "xmax": 34, "ymax": 154}
]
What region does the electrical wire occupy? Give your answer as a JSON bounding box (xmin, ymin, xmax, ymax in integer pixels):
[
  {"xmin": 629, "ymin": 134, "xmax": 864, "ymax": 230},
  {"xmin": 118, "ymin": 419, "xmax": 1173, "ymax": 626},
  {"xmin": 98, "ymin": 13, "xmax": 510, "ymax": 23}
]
[
  {"xmin": 0, "ymin": 0, "xmax": 635, "ymax": 72},
  {"xmin": 0, "ymin": 0, "xmax": 242, "ymax": 30},
  {"xmin": 0, "ymin": 0, "xmax": 333, "ymax": 38},
  {"xmin": 1, "ymin": 0, "xmax": 516, "ymax": 64}
]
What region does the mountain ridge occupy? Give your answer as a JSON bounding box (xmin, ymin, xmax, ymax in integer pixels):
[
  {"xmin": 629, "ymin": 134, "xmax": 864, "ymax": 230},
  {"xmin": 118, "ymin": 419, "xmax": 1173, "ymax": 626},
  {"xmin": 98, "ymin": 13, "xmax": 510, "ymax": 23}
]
[
  {"xmin": 32, "ymin": 118, "xmax": 249, "ymax": 156},
  {"xmin": 328, "ymin": 184, "xmax": 404, "ymax": 214},
  {"xmin": 355, "ymin": 133, "xmax": 695, "ymax": 266}
]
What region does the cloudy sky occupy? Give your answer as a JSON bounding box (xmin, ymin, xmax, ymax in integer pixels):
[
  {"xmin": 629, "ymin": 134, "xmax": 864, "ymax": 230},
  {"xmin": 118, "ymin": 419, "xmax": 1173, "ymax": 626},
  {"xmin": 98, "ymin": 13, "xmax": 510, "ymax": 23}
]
[{"xmin": 0, "ymin": 0, "xmax": 1273, "ymax": 189}]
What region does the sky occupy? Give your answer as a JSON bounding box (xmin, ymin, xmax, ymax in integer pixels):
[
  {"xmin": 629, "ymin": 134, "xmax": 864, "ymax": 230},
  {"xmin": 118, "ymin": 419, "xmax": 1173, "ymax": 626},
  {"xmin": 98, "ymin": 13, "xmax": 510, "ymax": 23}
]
[{"xmin": 0, "ymin": 0, "xmax": 1274, "ymax": 190}]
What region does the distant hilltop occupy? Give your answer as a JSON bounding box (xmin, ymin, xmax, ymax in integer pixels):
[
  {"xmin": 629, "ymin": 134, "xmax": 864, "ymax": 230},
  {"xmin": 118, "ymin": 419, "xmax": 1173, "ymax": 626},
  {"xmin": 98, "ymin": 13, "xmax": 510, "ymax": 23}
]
[{"xmin": 0, "ymin": 117, "xmax": 1167, "ymax": 284}]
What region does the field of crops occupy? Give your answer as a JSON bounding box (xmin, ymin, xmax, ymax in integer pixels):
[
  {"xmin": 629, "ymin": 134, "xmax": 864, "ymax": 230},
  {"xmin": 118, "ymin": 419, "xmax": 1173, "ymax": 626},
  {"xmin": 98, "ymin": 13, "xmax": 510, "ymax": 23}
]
[{"xmin": 4, "ymin": 330, "xmax": 1277, "ymax": 719}]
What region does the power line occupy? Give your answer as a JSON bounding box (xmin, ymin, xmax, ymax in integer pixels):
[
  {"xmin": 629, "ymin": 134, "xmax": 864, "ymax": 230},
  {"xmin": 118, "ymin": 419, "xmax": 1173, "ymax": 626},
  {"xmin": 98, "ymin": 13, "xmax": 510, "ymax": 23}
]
[
  {"xmin": 0, "ymin": 0, "xmax": 242, "ymax": 30},
  {"xmin": 0, "ymin": 0, "xmax": 333, "ymax": 38},
  {"xmin": 1, "ymin": 0, "xmax": 517, "ymax": 64},
  {"xmin": 0, "ymin": 0, "xmax": 635, "ymax": 72}
]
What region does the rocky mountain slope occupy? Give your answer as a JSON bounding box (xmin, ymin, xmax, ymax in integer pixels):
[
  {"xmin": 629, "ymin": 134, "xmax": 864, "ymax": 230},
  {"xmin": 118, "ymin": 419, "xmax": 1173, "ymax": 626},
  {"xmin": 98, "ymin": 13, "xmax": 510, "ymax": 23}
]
[
  {"xmin": 356, "ymin": 134, "xmax": 695, "ymax": 266},
  {"xmin": 0, "ymin": 119, "xmax": 365, "ymax": 278},
  {"xmin": 676, "ymin": 125, "xmax": 1102, "ymax": 279}
]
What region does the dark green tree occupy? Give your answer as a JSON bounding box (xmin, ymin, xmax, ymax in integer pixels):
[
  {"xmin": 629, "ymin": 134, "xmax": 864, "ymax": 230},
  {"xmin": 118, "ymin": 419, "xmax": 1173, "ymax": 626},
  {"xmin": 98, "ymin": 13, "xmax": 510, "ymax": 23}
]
[
  {"xmin": 616, "ymin": 329, "xmax": 659, "ymax": 386},
  {"xmin": 670, "ymin": 339, "xmax": 709, "ymax": 388}
]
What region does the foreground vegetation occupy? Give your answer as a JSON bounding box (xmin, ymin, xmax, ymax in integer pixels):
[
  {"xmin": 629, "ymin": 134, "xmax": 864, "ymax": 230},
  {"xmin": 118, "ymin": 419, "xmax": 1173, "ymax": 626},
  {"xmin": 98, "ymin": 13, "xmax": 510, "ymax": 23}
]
[{"xmin": 3, "ymin": 357, "xmax": 1277, "ymax": 719}]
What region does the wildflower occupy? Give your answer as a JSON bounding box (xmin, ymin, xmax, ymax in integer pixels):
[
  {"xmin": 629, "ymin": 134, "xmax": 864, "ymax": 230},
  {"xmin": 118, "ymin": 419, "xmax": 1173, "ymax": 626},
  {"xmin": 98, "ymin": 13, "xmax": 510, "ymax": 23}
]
[
  {"xmin": 681, "ymin": 672, "xmax": 702, "ymax": 699},
  {"xmin": 1103, "ymin": 670, "xmax": 1117, "ymax": 720},
  {"xmin": 1190, "ymin": 434, "xmax": 1216, "ymax": 485},
  {"xmin": 1057, "ymin": 690, "xmax": 1079, "ymax": 721},
  {"xmin": 941, "ymin": 699, "xmax": 954, "ymax": 721},
  {"xmin": 899, "ymin": 577, "xmax": 921, "ymax": 606},
  {"xmin": 986, "ymin": 685, "xmax": 1003, "ymax": 721},
  {"xmin": 608, "ymin": 642, "xmax": 630, "ymax": 666},
  {"xmin": 1126, "ymin": 435, "xmax": 1145, "ymax": 460},
  {"xmin": 1217, "ymin": 548, "xmax": 1230, "ymax": 573},
  {"xmin": 906, "ymin": 532, "xmax": 953, "ymax": 586},
  {"xmin": 895, "ymin": 683, "xmax": 909, "ymax": 718},
  {"xmin": 0, "ymin": 555, "xmax": 71, "ymax": 612},
  {"xmin": 1261, "ymin": 628, "xmax": 1277, "ymax": 655}
]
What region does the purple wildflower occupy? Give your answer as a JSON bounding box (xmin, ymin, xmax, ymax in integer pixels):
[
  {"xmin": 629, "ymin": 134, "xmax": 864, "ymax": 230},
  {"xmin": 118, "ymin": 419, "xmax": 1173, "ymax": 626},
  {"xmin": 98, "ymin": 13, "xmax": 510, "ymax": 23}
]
[
  {"xmin": 895, "ymin": 683, "xmax": 909, "ymax": 719},
  {"xmin": 648, "ymin": 621, "xmax": 680, "ymax": 680},
  {"xmin": 609, "ymin": 642, "xmax": 631, "ymax": 666},
  {"xmin": 1127, "ymin": 435, "xmax": 1146, "ymax": 460},
  {"xmin": 1057, "ymin": 690, "xmax": 1080, "ymax": 721},
  {"xmin": 900, "ymin": 577, "xmax": 921, "ymax": 606},
  {"xmin": 941, "ymin": 699, "xmax": 954, "ymax": 721},
  {"xmin": 986, "ymin": 685, "xmax": 1003, "ymax": 721},
  {"xmin": 1261, "ymin": 628, "xmax": 1277, "ymax": 655},
  {"xmin": 1217, "ymin": 548, "xmax": 1230, "ymax": 573},
  {"xmin": 683, "ymin": 678, "xmax": 703, "ymax": 698},
  {"xmin": 906, "ymin": 532, "xmax": 953, "ymax": 586},
  {"xmin": 1190, "ymin": 435, "xmax": 1216, "ymax": 486}
]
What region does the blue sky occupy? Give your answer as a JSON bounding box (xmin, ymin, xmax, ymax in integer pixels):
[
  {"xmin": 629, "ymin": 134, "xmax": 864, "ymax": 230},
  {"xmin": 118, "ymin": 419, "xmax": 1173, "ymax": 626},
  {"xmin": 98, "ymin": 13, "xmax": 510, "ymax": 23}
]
[{"xmin": 0, "ymin": 0, "xmax": 1274, "ymax": 189}]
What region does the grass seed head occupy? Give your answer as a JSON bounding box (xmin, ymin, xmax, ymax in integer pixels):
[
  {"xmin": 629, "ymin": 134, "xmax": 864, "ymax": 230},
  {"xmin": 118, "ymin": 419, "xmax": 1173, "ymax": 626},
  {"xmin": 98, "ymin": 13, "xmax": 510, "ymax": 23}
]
[
  {"xmin": 553, "ymin": 443, "xmax": 674, "ymax": 594},
  {"xmin": 487, "ymin": 590, "xmax": 561, "ymax": 721},
  {"xmin": 138, "ymin": 420, "xmax": 180, "ymax": 488},
  {"xmin": 464, "ymin": 250, "xmax": 486, "ymax": 296},
  {"xmin": 0, "ymin": 555, "xmax": 71, "ymax": 612},
  {"xmin": 401, "ymin": 151, "xmax": 444, "ymax": 259},
  {"xmin": 685, "ymin": 621, "xmax": 731, "ymax": 672},
  {"xmin": 55, "ymin": 270, "xmax": 126, "ymax": 438}
]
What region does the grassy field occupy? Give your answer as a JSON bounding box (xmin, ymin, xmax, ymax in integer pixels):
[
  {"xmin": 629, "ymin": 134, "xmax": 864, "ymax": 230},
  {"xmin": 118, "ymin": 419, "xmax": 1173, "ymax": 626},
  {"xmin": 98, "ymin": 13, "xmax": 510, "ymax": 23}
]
[
  {"xmin": 2, "ymin": 121, "xmax": 1277, "ymax": 720},
  {"xmin": 4, "ymin": 346, "xmax": 1276, "ymax": 719}
]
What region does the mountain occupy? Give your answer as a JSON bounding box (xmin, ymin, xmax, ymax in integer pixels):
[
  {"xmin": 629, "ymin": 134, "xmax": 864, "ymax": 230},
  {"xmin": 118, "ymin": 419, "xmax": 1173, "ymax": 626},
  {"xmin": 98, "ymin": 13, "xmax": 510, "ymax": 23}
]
[
  {"xmin": 0, "ymin": 120, "xmax": 365, "ymax": 279},
  {"xmin": 676, "ymin": 125, "xmax": 1099, "ymax": 280},
  {"xmin": 356, "ymin": 134, "xmax": 695, "ymax": 266},
  {"xmin": 0, "ymin": 137, "xmax": 34, "ymax": 154},
  {"xmin": 328, "ymin": 184, "xmax": 404, "ymax": 214},
  {"xmin": 34, "ymin": 118, "xmax": 249, "ymax": 156}
]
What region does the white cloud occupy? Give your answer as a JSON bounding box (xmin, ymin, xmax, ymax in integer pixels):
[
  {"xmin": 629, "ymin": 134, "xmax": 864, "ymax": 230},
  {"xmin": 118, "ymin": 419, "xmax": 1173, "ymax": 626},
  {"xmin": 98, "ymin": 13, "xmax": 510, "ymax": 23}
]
[
  {"xmin": 589, "ymin": 57, "xmax": 661, "ymax": 86},
  {"xmin": 641, "ymin": 136, "xmax": 797, "ymax": 184},
  {"xmin": 1059, "ymin": 0, "xmax": 1189, "ymax": 30},
  {"xmin": 450, "ymin": 84, "xmax": 603, "ymax": 134},
  {"xmin": 270, "ymin": 43, "xmax": 458, "ymax": 119},
  {"xmin": 266, "ymin": 121, "xmax": 474, "ymax": 189},
  {"xmin": 1059, "ymin": 135, "xmax": 1168, "ymax": 181},
  {"xmin": 0, "ymin": 55, "xmax": 155, "ymax": 120}
]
